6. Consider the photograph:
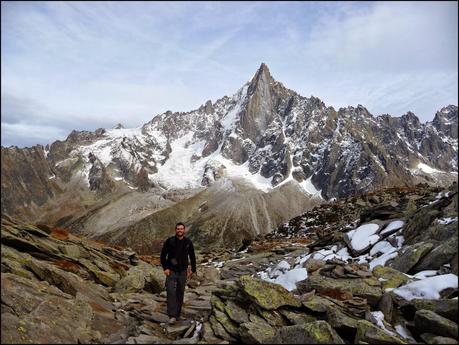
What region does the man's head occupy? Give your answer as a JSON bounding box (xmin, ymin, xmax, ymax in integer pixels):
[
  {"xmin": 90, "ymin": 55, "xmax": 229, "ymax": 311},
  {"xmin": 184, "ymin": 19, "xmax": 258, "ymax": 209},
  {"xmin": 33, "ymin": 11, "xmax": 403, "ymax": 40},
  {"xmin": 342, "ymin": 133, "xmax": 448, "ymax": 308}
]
[{"xmin": 175, "ymin": 222, "xmax": 186, "ymax": 239}]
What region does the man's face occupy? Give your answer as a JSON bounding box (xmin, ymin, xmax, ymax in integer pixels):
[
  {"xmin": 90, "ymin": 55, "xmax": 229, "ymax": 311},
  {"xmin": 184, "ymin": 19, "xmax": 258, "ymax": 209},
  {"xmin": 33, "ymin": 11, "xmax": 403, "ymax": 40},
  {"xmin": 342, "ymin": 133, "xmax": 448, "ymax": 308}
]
[{"xmin": 175, "ymin": 225, "xmax": 185, "ymax": 237}]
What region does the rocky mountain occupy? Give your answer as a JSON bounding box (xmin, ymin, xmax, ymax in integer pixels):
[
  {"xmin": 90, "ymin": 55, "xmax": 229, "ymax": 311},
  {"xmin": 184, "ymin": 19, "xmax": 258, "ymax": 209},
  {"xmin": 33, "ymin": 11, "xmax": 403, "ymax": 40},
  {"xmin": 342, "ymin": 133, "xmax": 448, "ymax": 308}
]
[
  {"xmin": 2, "ymin": 182, "xmax": 457, "ymax": 344},
  {"xmin": 1, "ymin": 63, "xmax": 457, "ymax": 252}
]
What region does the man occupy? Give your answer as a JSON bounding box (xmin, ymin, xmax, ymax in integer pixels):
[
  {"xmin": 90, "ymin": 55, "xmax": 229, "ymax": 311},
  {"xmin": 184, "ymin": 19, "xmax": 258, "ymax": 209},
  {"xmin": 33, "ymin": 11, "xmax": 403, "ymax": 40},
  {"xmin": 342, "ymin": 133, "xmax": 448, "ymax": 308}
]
[{"xmin": 160, "ymin": 222, "xmax": 196, "ymax": 325}]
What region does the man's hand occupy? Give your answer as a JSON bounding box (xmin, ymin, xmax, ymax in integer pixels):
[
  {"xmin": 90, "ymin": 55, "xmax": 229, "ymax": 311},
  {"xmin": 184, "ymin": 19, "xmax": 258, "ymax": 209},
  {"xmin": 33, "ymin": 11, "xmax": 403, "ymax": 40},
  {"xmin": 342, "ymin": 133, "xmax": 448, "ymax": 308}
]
[
  {"xmin": 187, "ymin": 269, "xmax": 193, "ymax": 280},
  {"xmin": 164, "ymin": 269, "xmax": 171, "ymax": 276}
]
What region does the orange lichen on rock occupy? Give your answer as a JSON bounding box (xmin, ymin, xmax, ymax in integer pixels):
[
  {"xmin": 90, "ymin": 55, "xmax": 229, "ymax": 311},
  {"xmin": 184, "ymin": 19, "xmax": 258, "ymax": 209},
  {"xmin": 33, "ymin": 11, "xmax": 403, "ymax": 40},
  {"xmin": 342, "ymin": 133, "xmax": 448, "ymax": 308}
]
[
  {"xmin": 50, "ymin": 228, "xmax": 70, "ymax": 241},
  {"xmin": 52, "ymin": 259, "xmax": 82, "ymax": 273},
  {"xmin": 139, "ymin": 255, "xmax": 161, "ymax": 265},
  {"xmin": 318, "ymin": 287, "xmax": 353, "ymax": 301}
]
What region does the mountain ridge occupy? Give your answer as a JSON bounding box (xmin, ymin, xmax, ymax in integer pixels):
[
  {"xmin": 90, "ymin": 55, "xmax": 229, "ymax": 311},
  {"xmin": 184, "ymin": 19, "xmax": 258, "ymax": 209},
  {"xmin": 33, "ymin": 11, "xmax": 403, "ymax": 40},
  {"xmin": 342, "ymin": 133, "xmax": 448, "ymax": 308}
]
[{"xmin": 1, "ymin": 63, "xmax": 457, "ymax": 251}]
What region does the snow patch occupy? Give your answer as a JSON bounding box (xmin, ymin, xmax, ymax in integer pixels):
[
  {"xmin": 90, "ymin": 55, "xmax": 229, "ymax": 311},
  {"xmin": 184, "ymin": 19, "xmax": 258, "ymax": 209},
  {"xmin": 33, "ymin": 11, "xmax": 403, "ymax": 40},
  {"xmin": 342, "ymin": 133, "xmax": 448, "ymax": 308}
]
[
  {"xmin": 258, "ymin": 266, "xmax": 308, "ymax": 292},
  {"xmin": 380, "ymin": 220, "xmax": 404, "ymax": 235},
  {"xmin": 394, "ymin": 324, "xmax": 416, "ymax": 341},
  {"xmin": 437, "ymin": 217, "xmax": 457, "ymax": 225},
  {"xmin": 151, "ymin": 133, "xmax": 207, "ymax": 189},
  {"xmin": 390, "ymin": 274, "xmax": 458, "ymax": 300},
  {"xmin": 370, "ymin": 311, "xmax": 396, "ymax": 336},
  {"xmin": 413, "ymin": 162, "xmax": 444, "ymax": 174},
  {"xmin": 299, "ymin": 176, "xmax": 323, "ymax": 198},
  {"xmin": 346, "ymin": 223, "xmax": 380, "ymax": 252}
]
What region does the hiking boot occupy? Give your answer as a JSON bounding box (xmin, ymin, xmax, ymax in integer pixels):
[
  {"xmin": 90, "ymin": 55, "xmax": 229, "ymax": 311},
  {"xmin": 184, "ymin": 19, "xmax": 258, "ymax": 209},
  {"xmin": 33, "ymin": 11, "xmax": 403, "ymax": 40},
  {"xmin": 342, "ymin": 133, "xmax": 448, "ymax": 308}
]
[{"xmin": 168, "ymin": 317, "xmax": 176, "ymax": 325}]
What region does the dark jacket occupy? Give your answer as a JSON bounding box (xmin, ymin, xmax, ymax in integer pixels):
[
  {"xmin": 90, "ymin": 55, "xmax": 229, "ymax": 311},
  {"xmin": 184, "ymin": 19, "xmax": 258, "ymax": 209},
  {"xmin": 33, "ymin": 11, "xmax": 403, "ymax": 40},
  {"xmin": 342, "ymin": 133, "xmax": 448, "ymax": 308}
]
[{"xmin": 160, "ymin": 236, "xmax": 196, "ymax": 273}]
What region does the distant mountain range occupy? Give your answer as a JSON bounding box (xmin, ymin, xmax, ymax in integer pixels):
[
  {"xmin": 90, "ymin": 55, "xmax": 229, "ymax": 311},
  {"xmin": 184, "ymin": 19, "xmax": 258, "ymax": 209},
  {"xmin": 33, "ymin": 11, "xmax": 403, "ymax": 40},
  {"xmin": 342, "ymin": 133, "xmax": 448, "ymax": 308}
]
[{"xmin": 1, "ymin": 63, "xmax": 457, "ymax": 252}]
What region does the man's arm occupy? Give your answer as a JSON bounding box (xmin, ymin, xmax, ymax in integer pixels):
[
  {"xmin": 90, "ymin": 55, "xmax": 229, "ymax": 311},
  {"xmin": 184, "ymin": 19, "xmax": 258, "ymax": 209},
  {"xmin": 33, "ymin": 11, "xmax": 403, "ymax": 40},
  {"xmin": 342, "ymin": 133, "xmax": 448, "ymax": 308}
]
[
  {"xmin": 189, "ymin": 241, "xmax": 197, "ymax": 273},
  {"xmin": 160, "ymin": 239, "xmax": 169, "ymax": 271}
]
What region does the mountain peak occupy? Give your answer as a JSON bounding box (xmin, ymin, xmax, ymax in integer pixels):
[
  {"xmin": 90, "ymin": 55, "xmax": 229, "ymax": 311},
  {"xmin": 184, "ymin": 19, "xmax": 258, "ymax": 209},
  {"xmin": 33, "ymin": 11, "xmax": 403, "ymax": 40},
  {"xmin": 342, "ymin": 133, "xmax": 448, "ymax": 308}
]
[
  {"xmin": 258, "ymin": 62, "xmax": 270, "ymax": 74},
  {"xmin": 249, "ymin": 63, "xmax": 273, "ymax": 89}
]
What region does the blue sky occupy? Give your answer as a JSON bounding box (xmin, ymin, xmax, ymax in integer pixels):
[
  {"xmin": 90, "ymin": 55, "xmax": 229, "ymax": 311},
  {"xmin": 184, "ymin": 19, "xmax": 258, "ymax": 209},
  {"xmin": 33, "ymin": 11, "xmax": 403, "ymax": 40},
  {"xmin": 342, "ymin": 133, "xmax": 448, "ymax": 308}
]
[{"xmin": 1, "ymin": 1, "xmax": 458, "ymax": 147}]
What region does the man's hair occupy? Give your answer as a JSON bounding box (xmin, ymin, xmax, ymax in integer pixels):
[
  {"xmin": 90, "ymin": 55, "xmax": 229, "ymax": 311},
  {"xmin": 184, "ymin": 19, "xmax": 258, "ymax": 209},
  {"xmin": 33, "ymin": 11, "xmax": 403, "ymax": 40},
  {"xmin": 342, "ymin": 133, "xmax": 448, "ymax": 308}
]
[{"xmin": 175, "ymin": 222, "xmax": 186, "ymax": 229}]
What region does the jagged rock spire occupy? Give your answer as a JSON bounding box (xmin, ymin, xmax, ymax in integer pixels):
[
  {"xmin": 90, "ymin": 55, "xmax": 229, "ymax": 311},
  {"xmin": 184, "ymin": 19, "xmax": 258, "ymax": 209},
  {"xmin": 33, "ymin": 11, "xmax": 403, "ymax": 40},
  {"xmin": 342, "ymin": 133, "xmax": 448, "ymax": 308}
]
[
  {"xmin": 240, "ymin": 63, "xmax": 276, "ymax": 142},
  {"xmin": 248, "ymin": 63, "xmax": 273, "ymax": 94}
]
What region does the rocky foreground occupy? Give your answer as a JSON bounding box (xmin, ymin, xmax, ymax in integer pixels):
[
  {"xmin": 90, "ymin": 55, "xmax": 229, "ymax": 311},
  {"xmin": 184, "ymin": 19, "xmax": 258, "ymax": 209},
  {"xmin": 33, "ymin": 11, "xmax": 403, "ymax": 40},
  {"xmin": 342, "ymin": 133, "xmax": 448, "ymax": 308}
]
[{"xmin": 1, "ymin": 183, "xmax": 458, "ymax": 344}]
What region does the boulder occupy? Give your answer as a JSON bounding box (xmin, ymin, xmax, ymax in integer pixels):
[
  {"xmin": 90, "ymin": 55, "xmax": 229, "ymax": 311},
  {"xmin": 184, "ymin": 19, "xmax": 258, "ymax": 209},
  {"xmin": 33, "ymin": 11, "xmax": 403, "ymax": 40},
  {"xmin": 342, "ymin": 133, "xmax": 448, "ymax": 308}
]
[
  {"xmin": 1, "ymin": 227, "xmax": 62, "ymax": 259},
  {"xmin": 413, "ymin": 236, "xmax": 458, "ymax": 272},
  {"xmin": 210, "ymin": 295, "xmax": 227, "ymax": 312},
  {"xmin": 257, "ymin": 307, "xmax": 288, "ymax": 327},
  {"xmin": 354, "ymin": 320, "xmax": 407, "ymax": 344},
  {"xmin": 403, "ymin": 209, "xmax": 441, "ymax": 243},
  {"xmin": 326, "ymin": 307, "xmax": 359, "ymax": 330},
  {"xmin": 302, "ymin": 295, "xmax": 335, "ymax": 313},
  {"xmin": 426, "ymin": 220, "xmax": 458, "ymax": 242},
  {"xmin": 400, "ymin": 298, "xmax": 458, "ymax": 323},
  {"xmin": 58, "ymin": 244, "xmax": 82, "ymax": 258},
  {"xmin": 213, "ymin": 309, "xmax": 239, "ymax": 338},
  {"xmin": 209, "ymin": 315, "xmax": 236, "ymax": 342},
  {"xmin": 303, "ymin": 258, "xmax": 326, "ymax": 273},
  {"xmin": 420, "ymin": 333, "xmax": 459, "ymax": 344},
  {"xmin": 360, "ymin": 204, "xmax": 402, "ymax": 222},
  {"xmin": 145, "ymin": 265, "xmax": 166, "ymax": 293},
  {"xmin": 196, "ymin": 266, "xmax": 220, "ymax": 284},
  {"xmin": 248, "ymin": 313, "xmax": 272, "ymax": 327},
  {"xmin": 297, "ymin": 272, "xmax": 383, "ymax": 306},
  {"xmin": 223, "ymin": 300, "xmax": 249, "ymax": 324},
  {"xmin": 166, "ymin": 321, "xmax": 193, "ymax": 337},
  {"xmin": 114, "ymin": 266, "xmax": 145, "ymax": 292},
  {"xmin": 201, "ymin": 321, "xmax": 225, "ymax": 344},
  {"xmin": 378, "ymin": 293, "xmax": 394, "ymax": 323},
  {"xmin": 372, "ymin": 265, "xmax": 410, "ymax": 289},
  {"xmin": 388, "ymin": 242, "xmax": 433, "ymax": 273},
  {"xmin": 239, "ymin": 321, "xmax": 277, "ymax": 344},
  {"xmin": 414, "ymin": 309, "xmax": 458, "ymax": 339},
  {"xmin": 1, "ymin": 274, "xmax": 96, "ymax": 344},
  {"xmin": 213, "ymin": 281, "xmax": 239, "ymax": 300},
  {"xmin": 237, "ymin": 275, "xmax": 301, "ymax": 310},
  {"xmin": 1, "ymin": 245, "xmax": 37, "ymax": 280},
  {"xmin": 301, "ymin": 295, "xmax": 336, "ymax": 313},
  {"xmin": 344, "ymin": 223, "xmax": 381, "ymax": 256},
  {"xmin": 278, "ymin": 309, "xmax": 316, "ymax": 325},
  {"xmin": 78, "ymin": 258, "xmax": 120, "ymax": 287},
  {"xmin": 275, "ymin": 321, "xmax": 345, "ymax": 344}
]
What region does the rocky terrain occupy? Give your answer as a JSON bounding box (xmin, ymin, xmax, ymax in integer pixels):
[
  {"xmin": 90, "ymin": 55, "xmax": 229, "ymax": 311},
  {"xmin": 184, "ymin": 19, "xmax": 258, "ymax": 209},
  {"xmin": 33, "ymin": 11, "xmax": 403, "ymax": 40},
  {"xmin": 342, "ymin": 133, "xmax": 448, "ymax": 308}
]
[
  {"xmin": 2, "ymin": 182, "xmax": 457, "ymax": 344},
  {"xmin": 1, "ymin": 64, "xmax": 457, "ymax": 251}
]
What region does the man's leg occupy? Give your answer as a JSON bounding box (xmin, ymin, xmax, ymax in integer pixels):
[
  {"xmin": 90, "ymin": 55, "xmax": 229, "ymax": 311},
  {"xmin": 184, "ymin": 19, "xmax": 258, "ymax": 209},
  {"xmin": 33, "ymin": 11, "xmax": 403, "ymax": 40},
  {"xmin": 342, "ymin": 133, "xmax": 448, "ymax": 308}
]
[
  {"xmin": 176, "ymin": 270, "xmax": 187, "ymax": 318},
  {"xmin": 166, "ymin": 272, "xmax": 178, "ymax": 317}
]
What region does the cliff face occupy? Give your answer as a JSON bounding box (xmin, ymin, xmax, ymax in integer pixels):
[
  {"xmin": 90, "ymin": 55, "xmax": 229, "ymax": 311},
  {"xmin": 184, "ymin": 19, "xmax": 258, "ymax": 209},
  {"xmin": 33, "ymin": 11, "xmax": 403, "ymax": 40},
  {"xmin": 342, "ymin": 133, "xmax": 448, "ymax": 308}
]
[{"xmin": 1, "ymin": 145, "xmax": 62, "ymax": 218}]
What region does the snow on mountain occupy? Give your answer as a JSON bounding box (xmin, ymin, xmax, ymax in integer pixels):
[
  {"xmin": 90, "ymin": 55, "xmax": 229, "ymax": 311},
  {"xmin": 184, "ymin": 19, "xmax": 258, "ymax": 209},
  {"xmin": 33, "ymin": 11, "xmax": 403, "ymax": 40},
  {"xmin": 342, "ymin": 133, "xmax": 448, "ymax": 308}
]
[
  {"xmin": 1, "ymin": 64, "xmax": 457, "ymax": 220},
  {"xmin": 37, "ymin": 63, "xmax": 454, "ymax": 202}
]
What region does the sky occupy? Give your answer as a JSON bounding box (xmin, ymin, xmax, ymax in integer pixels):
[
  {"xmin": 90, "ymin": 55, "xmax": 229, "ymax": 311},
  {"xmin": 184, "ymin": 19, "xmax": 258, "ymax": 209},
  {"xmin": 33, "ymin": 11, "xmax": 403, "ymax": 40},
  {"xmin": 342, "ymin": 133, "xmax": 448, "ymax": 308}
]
[{"xmin": 1, "ymin": 1, "xmax": 458, "ymax": 148}]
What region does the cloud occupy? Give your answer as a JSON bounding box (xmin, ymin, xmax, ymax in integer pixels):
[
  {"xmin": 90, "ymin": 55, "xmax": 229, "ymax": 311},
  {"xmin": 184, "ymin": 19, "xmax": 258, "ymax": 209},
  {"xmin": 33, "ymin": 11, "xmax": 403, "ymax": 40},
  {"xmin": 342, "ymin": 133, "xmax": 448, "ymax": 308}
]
[
  {"xmin": 1, "ymin": 123, "xmax": 68, "ymax": 148},
  {"xmin": 272, "ymin": 1, "xmax": 458, "ymax": 118},
  {"xmin": 303, "ymin": 2, "xmax": 457, "ymax": 74},
  {"xmin": 1, "ymin": 1, "xmax": 457, "ymax": 148}
]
